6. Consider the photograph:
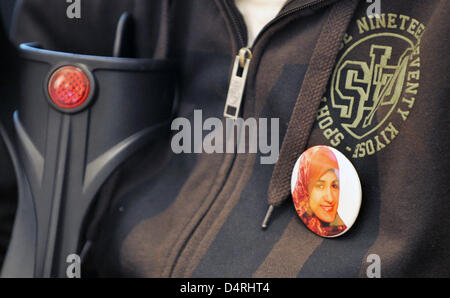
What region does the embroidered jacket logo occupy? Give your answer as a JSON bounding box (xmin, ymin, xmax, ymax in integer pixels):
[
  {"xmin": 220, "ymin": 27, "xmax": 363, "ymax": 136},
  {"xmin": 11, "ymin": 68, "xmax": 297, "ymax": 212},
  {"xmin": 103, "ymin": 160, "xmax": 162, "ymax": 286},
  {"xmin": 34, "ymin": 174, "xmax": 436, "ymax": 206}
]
[{"xmin": 317, "ymin": 14, "xmax": 424, "ymax": 159}]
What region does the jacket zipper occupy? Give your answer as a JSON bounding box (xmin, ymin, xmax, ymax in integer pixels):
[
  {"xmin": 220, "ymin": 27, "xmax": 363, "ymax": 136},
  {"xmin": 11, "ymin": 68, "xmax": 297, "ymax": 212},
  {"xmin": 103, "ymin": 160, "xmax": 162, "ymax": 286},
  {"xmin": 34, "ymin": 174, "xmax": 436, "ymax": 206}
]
[
  {"xmin": 223, "ymin": 47, "xmax": 252, "ymax": 118},
  {"xmin": 223, "ymin": 0, "xmax": 329, "ymax": 119},
  {"xmin": 171, "ymin": 0, "xmax": 331, "ymax": 276}
]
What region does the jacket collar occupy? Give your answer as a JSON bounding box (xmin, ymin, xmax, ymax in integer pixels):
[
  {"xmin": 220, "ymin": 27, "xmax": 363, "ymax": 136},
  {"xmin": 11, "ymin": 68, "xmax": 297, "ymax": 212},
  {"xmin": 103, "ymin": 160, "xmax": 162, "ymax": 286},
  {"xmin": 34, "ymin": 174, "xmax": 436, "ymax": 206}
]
[{"xmin": 280, "ymin": 0, "xmax": 342, "ymax": 15}]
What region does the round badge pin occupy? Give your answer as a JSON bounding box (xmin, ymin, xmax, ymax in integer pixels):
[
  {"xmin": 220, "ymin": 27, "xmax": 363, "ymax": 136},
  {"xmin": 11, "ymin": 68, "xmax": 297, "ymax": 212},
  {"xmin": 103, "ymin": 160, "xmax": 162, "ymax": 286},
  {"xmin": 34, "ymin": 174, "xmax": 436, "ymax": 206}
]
[{"xmin": 291, "ymin": 145, "xmax": 362, "ymax": 238}]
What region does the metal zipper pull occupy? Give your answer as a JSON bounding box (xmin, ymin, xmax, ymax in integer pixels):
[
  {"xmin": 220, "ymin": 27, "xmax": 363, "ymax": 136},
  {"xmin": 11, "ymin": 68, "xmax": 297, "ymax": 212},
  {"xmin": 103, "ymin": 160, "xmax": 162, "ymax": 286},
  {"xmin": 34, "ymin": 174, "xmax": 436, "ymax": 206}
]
[{"xmin": 223, "ymin": 47, "xmax": 252, "ymax": 119}]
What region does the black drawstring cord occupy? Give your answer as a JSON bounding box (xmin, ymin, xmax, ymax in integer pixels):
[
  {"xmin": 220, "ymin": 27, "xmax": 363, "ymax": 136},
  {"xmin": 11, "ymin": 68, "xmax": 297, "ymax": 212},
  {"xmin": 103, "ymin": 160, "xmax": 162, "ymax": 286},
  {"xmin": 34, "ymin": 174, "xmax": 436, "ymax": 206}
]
[
  {"xmin": 261, "ymin": 205, "xmax": 275, "ymax": 229},
  {"xmin": 262, "ymin": 0, "xmax": 359, "ymax": 230}
]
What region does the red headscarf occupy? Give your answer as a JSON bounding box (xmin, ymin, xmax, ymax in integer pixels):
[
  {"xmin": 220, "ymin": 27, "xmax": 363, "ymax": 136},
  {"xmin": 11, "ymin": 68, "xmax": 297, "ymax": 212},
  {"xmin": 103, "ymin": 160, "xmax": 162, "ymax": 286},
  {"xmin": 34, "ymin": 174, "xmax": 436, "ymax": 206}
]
[{"xmin": 293, "ymin": 146, "xmax": 346, "ymax": 237}]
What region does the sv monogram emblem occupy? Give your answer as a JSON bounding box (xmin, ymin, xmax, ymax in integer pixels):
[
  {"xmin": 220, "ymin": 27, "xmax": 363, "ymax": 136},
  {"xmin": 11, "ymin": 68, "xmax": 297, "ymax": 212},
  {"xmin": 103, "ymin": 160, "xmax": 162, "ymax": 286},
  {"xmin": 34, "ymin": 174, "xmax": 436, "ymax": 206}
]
[
  {"xmin": 330, "ymin": 33, "xmax": 418, "ymax": 140},
  {"xmin": 317, "ymin": 18, "xmax": 424, "ymax": 159}
]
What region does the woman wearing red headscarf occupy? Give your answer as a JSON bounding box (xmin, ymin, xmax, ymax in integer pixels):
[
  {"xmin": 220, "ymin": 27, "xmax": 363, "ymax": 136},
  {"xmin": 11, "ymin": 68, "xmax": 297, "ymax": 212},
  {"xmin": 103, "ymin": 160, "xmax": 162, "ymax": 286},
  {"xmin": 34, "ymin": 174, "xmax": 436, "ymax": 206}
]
[{"xmin": 293, "ymin": 146, "xmax": 347, "ymax": 237}]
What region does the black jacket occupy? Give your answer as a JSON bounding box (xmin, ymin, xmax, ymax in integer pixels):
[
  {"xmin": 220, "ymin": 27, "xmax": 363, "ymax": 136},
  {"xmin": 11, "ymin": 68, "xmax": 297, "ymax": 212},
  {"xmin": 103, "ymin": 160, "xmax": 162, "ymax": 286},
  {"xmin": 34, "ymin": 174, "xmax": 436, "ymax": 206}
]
[{"xmin": 0, "ymin": 0, "xmax": 449, "ymax": 277}]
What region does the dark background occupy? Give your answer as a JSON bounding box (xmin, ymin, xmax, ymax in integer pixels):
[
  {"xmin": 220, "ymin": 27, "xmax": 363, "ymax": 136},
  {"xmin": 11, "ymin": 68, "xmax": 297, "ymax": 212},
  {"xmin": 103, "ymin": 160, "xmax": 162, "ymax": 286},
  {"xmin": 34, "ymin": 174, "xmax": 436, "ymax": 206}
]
[
  {"xmin": 1, "ymin": 0, "xmax": 15, "ymax": 33},
  {"xmin": 0, "ymin": 0, "xmax": 18, "ymax": 268}
]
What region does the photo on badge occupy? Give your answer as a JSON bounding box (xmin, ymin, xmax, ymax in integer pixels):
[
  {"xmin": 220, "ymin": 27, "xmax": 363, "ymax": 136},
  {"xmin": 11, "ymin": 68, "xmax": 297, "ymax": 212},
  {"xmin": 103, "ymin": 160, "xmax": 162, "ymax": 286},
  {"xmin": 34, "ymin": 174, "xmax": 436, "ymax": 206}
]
[{"xmin": 291, "ymin": 145, "xmax": 362, "ymax": 238}]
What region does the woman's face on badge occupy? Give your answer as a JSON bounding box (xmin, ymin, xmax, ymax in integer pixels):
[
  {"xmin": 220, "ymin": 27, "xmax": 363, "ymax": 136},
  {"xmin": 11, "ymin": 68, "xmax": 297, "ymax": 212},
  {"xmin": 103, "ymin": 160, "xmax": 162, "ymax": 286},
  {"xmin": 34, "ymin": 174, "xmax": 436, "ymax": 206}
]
[{"xmin": 309, "ymin": 170, "xmax": 340, "ymax": 223}]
